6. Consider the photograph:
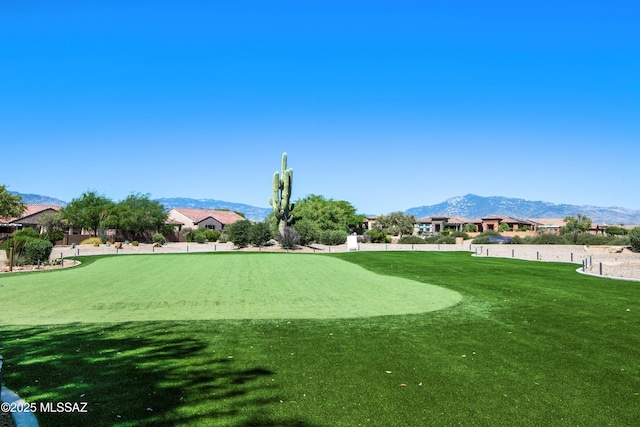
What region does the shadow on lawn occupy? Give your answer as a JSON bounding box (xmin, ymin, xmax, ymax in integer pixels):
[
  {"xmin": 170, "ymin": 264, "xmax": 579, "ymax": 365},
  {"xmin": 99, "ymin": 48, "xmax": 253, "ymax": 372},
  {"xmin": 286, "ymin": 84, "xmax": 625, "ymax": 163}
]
[{"xmin": 0, "ymin": 323, "xmax": 318, "ymax": 426}]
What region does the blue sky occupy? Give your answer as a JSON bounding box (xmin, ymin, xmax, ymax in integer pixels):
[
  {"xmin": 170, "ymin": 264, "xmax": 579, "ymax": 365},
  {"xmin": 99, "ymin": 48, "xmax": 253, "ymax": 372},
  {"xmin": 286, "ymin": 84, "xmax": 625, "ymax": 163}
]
[{"xmin": 2, "ymin": 1, "xmax": 639, "ymax": 214}]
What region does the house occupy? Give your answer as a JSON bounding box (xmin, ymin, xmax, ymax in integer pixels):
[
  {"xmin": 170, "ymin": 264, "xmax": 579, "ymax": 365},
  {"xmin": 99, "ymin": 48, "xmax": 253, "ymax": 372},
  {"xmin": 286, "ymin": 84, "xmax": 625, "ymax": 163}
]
[
  {"xmin": 0, "ymin": 204, "xmax": 61, "ymax": 238},
  {"xmin": 530, "ymin": 218, "xmax": 565, "ymax": 235},
  {"xmin": 166, "ymin": 208, "xmax": 245, "ymax": 241},
  {"xmin": 414, "ymin": 216, "xmax": 471, "ymax": 235},
  {"xmin": 475, "ymin": 215, "xmax": 538, "ymax": 233}
]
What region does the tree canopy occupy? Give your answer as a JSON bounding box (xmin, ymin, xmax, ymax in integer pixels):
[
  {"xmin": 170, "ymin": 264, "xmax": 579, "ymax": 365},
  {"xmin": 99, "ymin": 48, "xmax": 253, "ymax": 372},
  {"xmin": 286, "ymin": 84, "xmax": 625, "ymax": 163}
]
[
  {"xmin": 562, "ymin": 213, "xmax": 593, "ymax": 243},
  {"xmin": 113, "ymin": 193, "xmax": 168, "ymax": 241},
  {"xmin": 291, "ymin": 194, "xmax": 364, "ymax": 233},
  {"xmin": 372, "ymin": 211, "xmax": 416, "ymax": 236},
  {"xmin": 0, "ymin": 185, "xmax": 26, "ymax": 220},
  {"xmin": 61, "ymin": 190, "xmax": 115, "ymax": 236}
]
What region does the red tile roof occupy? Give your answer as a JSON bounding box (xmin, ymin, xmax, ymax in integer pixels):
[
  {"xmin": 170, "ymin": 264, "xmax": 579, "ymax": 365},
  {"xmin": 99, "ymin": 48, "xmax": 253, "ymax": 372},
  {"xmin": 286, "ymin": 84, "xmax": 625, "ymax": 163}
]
[
  {"xmin": 1, "ymin": 204, "xmax": 61, "ymax": 224},
  {"xmin": 172, "ymin": 208, "xmax": 245, "ymax": 225}
]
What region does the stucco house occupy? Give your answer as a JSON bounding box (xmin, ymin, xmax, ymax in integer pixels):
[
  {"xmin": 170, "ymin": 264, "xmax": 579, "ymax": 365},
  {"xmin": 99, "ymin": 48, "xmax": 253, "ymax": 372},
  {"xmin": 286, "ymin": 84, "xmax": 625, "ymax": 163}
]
[
  {"xmin": 166, "ymin": 208, "xmax": 245, "ymax": 241},
  {"xmin": 414, "ymin": 216, "xmax": 471, "ymax": 235},
  {"xmin": 0, "ymin": 204, "xmax": 61, "ymax": 238}
]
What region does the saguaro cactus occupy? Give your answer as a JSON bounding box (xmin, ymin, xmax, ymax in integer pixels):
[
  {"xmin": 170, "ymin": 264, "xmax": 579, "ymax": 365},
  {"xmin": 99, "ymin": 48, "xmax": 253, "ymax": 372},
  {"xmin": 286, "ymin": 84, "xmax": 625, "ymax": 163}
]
[{"xmin": 269, "ymin": 152, "xmax": 294, "ymax": 234}]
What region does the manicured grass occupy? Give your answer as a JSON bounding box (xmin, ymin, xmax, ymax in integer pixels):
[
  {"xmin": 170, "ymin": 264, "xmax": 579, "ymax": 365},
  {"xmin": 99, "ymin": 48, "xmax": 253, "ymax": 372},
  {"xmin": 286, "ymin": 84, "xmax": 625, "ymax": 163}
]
[
  {"xmin": 0, "ymin": 253, "xmax": 460, "ymax": 323},
  {"xmin": 1, "ymin": 251, "xmax": 639, "ymax": 426}
]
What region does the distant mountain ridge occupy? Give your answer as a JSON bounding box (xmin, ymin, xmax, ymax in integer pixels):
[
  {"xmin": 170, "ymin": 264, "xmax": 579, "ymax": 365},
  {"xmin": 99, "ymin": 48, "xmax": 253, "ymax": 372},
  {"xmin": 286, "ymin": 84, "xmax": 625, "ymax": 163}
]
[
  {"xmin": 9, "ymin": 191, "xmax": 68, "ymax": 207},
  {"xmin": 405, "ymin": 194, "xmax": 640, "ymax": 225}
]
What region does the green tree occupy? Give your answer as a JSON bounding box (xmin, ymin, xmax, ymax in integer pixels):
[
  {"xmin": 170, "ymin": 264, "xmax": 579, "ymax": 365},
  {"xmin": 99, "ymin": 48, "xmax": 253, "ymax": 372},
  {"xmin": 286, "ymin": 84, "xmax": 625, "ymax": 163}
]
[
  {"xmin": 225, "ymin": 220, "xmax": 252, "ymax": 247},
  {"xmin": 38, "ymin": 210, "xmax": 69, "ymax": 243},
  {"xmin": 249, "ymin": 222, "xmax": 273, "ymax": 246},
  {"xmin": 62, "ymin": 191, "xmax": 115, "ymax": 237},
  {"xmin": 0, "ymin": 185, "xmax": 26, "ymax": 220},
  {"xmin": 605, "ymin": 226, "xmax": 625, "ymax": 237},
  {"xmin": 498, "ymin": 222, "xmax": 511, "ymax": 232},
  {"xmin": 293, "ymin": 218, "xmax": 321, "ymax": 245},
  {"xmin": 629, "ymin": 227, "xmax": 640, "ymax": 252},
  {"xmin": 562, "ymin": 214, "xmax": 593, "ymax": 244},
  {"xmin": 113, "ymin": 193, "xmax": 168, "ymax": 241},
  {"xmin": 292, "ymin": 194, "xmax": 364, "ymax": 233},
  {"xmin": 373, "ymin": 211, "xmax": 416, "ymax": 236}
]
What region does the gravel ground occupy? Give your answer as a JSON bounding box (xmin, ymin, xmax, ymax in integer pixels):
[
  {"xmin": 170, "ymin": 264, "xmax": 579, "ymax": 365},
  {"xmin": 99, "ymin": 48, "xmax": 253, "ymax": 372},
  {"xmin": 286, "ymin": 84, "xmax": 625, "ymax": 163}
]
[{"xmin": 1, "ymin": 241, "xmax": 639, "ymax": 281}]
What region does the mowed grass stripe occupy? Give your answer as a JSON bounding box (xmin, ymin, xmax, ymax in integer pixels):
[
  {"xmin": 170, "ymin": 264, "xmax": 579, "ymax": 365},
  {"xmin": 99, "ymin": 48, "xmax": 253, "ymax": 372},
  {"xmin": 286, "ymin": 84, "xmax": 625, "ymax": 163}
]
[{"xmin": 1, "ymin": 253, "xmax": 461, "ymax": 324}]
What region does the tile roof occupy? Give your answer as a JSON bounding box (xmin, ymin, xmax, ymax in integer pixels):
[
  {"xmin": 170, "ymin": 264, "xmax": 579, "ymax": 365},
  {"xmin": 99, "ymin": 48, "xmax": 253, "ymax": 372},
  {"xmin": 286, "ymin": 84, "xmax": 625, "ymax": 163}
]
[
  {"xmin": 172, "ymin": 208, "xmax": 245, "ymax": 225},
  {"xmin": 1, "ymin": 204, "xmax": 61, "ymax": 224}
]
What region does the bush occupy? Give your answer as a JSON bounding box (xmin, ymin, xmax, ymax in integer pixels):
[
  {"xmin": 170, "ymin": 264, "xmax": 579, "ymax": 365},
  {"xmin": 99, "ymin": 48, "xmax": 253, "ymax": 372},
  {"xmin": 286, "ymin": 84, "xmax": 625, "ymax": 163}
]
[
  {"xmin": 15, "ymin": 228, "xmax": 40, "ymax": 239},
  {"xmin": 435, "ymin": 235, "xmax": 456, "ymax": 244},
  {"xmin": 195, "ymin": 233, "xmax": 206, "ymax": 244},
  {"xmin": 225, "ymin": 220, "xmax": 252, "ymax": 247},
  {"xmin": 204, "ymin": 229, "xmax": 221, "ymax": 242},
  {"xmin": 450, "ymin": 231, "xmax": 471, "ymax": 240},
  {"xmin": 510, "ymin": 235, "xmax": 524, "ymax": 244},
  {"xmin": 4, "ymin": 236, "xmax": 52, "ymax": 265},
  {"xmin": 181, "ymin": 227, "xmax": 195, "ymax": 242},
  {"xmin": 249, "ymin": 222, "xmax": 272, "ymax": 247},
  {"xmin": 277, "ymin": 226, "xmax": 300, "ymax": 249},
  {"xmin": 24, "ymin": 238, "xmax": 53, "ymax": 264},
  {"xmin": 319, "ymin": 230, "xmax": 348, "ymax": 246},
  {"xmin": 629, "ymin": 227, "xmax": 640, "ymax": 252},
  {"xmin": 131, "ymin": 241, "xmax": 139, "ymax": 246},
  {"xmin": 80, "ymin": 237, "xmax": 103, "ymax": 246},
  {"xmin": 471, "ymin": 230, "xmax": 501, "ymax": 244},
  {"xmin": 365, "ymin": 229, "xmax": 390, "ymax": 243},
  {"xmin": 398, "ymin": 235, "xmax": 426, "ymax": 244},
  {"xmin": 293, "ymin": 219, "xmax": 320, "ymax": 246},
  {"xmin": 152, "ymin": 233, "xmax": 166, "ymax": 245}
]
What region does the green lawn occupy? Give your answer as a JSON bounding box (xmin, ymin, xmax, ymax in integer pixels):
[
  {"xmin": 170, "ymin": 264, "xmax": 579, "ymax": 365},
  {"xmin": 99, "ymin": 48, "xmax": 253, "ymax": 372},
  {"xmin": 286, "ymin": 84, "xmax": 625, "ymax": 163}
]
[
  {"xmin": 0, "ymin": 253, "xmax": 461, "ymax": 323},
  {"xmin": 1, "ymin": 251, "xmax": 639, "ymax": 426}
]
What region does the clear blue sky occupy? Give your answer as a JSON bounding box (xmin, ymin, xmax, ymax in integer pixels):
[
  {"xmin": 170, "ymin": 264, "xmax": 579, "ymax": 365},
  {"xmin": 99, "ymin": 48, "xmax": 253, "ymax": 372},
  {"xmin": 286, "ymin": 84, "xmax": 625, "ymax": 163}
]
[{"xmin": 2, "ymin": 1, "xmax": 639, "ymax": 214}]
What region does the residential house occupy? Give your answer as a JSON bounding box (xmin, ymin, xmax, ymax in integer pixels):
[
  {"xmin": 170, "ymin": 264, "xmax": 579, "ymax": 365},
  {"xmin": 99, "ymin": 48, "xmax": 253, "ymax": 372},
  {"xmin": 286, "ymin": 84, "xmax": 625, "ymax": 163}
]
[
  {"xmin": 414, "ymin": 216, "xmax": 471, "ymax": 235},
  {"xmin": 166, "ymin": 208, "xmax": 245, "ymax": 241},
  {"xmin": 0, "ymin": 204, "xmax": 61, "ymax": 238},
  {"xmin": 475, "ymin": 215, "xmax": 538, "ymax": 233}
]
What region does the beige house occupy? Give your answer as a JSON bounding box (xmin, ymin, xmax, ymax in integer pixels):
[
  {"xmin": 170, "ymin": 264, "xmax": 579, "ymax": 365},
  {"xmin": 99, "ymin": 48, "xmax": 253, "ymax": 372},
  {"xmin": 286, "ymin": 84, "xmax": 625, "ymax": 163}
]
[
  {"xmin": 0, "ymin": 204, "xmax": 61, "ymax": 238},
  {"xmin": 166, "ymin": 208, "xmax": 245, "ymax": 241}
]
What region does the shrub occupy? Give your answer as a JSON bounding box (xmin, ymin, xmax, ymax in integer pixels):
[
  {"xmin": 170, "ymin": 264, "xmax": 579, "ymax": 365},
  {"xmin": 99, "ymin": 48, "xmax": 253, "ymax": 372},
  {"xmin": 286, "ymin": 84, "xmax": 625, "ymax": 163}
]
[
  {"xmin": 450, "ymin": 231, "xmax": 471, "ymax": 240},
  {"xmin": 152, "ymin": 233, "xmax": 166, "ymax": 245},
  {"xmin": 132, "ymin": 241, "xmax": 139, "ymax": 246},
  {"xmin": 24, "ymin": 238, "xmax": 53, "ymax": 264},
  {"xmin": 319, "ymin": 230, "xmax": 348, "ymax": 246},
  {"xmin": 522, "ymin": 234, "xmax": 566, "ymax": 245},
  {"xmin": 80, "ymin": 237, "xmax": 103, "ymax": 246},
  {"xmin": 195, "ymin": 233, "xmax": 206, "ymax": 244},
  {"xmin": 398, "ymin": 235, "xmax": 426, "ymax": 244},
  {"xmin": 225, "ymin": 220, "xmax": 252, "ymax": 247},
  {"xmin": 471, "ymin": 230, "xmax": 501, "ymax": 244},
  {"xmin": 277, "ymin": 226, "xmax": 300, "ymax": 249},
  {"xmin": 435, "ymin": 235, "xmax": 456, "ymax": 244},
  {"xmin": 629, "ymin": 227, "xmax": 640, "ymax": 252},
  {"xmin": 181, "ymin": 227, "xmax": 195, "ymax": 242},
  {"xmin": 365, "ymin": 229, "xmax": 390, "ymax": 243},
  {"xmin": 510, "ymin": 235, "xmax": 524, "ymax": 244},
  {"xmin": 204, "ymin": 229, "xmax": 221, "ymax": 242},
  {"xmin": 293, "ymin": 219, "xmax": 320, "ymax": 246},
  {"xmin": 15, "ymin": 228, "xmax": 40, "ymax": 239},
  {"xmin": 3, "ymin": 236, "xmax": 52, "ymax": 265},
  {"xmin": 249, "ymin": 222, "xmax": 272, "ymax": 247}
]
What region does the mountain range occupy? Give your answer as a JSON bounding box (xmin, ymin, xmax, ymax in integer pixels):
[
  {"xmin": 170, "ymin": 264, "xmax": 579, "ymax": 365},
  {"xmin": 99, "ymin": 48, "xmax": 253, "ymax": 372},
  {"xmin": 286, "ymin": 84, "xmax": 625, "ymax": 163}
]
[{"xmin": 10, "ymin": 192, "xmax": 640, "ymax": 225}]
